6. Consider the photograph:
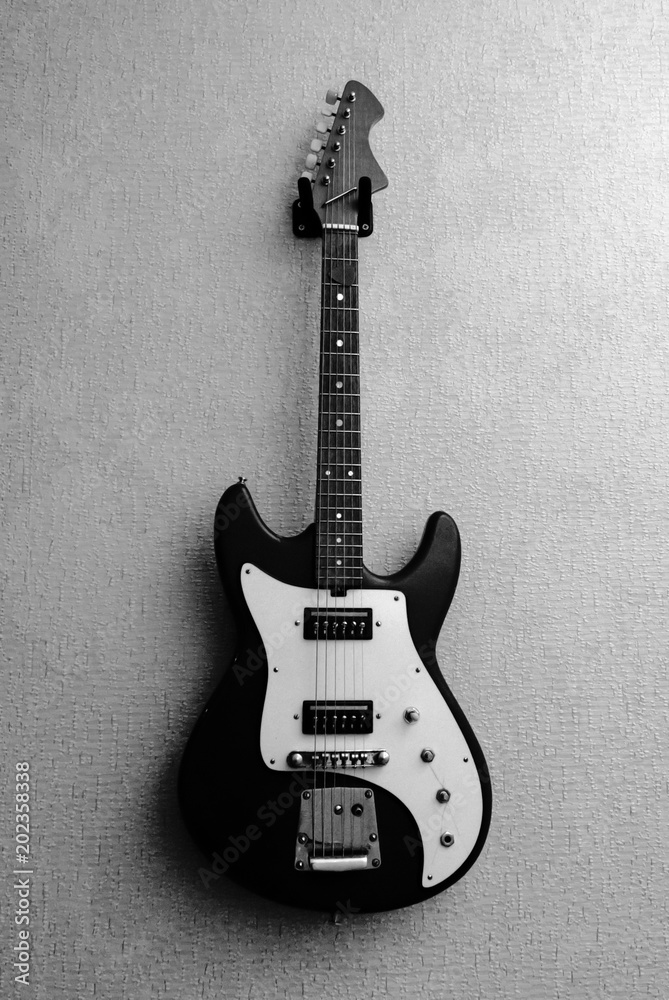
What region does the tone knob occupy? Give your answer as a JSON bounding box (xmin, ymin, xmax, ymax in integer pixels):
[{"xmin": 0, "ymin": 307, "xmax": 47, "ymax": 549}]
[
  {"xmin": 420, "ymin": 748, "xmax": 435, "ymax": 762},
  {"xmin": 403, "ymin": 707, "xmax": 420, "ymax": 724},
  {"xmin": 287, "ymin": 752, "xmax": 304, "ymax": 768},
  {"xmin": 325, "ymin": 88, "xmax": 339, "ymax": 105},
  {"xmin": 305, "ymin": 152, "xmax": 318, "ymax": 169}
]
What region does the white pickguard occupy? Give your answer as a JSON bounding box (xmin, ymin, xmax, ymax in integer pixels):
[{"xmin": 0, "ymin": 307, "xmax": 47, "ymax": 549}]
[{"xmin": 241, "ymin": 564, "xmax": 484, "ymax": 887}]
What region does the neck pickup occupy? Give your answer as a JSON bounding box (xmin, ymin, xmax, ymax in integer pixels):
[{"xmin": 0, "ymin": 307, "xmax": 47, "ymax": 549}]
[{"xmin": 303, "ymin": 607, "xmax": 372, "ymax": 640}]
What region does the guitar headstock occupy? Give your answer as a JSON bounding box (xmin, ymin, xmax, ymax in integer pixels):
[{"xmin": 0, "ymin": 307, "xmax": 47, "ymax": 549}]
[{"xmin": 294, "ymin": 81, "xmax": 388, "ymax": 238}]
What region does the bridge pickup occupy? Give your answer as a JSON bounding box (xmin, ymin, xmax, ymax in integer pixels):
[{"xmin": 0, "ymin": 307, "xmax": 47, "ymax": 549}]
[
  {"xmin": 302, "ymin": 700, "xmax": 374, "ymax": 735},
  {"xmin": 303, "ymin": 607, "xmax": 373, "ymax": 640}
]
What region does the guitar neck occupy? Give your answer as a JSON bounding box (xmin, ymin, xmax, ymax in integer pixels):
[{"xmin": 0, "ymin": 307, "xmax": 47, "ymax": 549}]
[{"xmin": 315, "ymin": 228, "xmax": 362, "ymax": 596}]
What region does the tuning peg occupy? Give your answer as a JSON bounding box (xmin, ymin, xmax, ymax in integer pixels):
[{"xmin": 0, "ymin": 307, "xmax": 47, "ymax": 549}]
[
  {"xmin": 315, "ymin": 120, "xmax": 330, "ymax": 134},
  {"xmin": 325, "ymin": 88, "xmax": 339, "ymax": 105},
  {"xmin": 310, "ymin": 138, "xmax": 325, "ymax": 152},
  {"xmin": 321, "ymin": 106, "xmax": 336, "ymax": 117},
  {"xmin": 300, "ymin": 169, "xmax": 314, "ymax": 182},
  {"xmin": 305, "ymin": 152, "xmax": 319, "ymax": 169}
]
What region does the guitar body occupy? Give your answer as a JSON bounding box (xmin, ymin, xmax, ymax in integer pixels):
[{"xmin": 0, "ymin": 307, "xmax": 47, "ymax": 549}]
[{"xmin": 178, "ymin": 483, "xmax": 492, "ymax": 912}]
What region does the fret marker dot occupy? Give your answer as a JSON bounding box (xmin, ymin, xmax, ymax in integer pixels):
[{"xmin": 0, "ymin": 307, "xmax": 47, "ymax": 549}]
[
  {"xmin": 336, "ymin": 419, "xmax": 343, "ymax": 427},
  {"xmin": 325, "ymin": 470, "xmax": 331, "ymax": 476},
  {"xmin": 336, "ymin": 513, "xmax": 342, "ymax": 519},
  {"xmin": 336, "ymin": 381, "xmax": 343, "ymax": 388},
  {"xmin": 336, "ymin": 537, "xmax": 342, "ymax": 543},
  {"xmin": 347, "ymin": 470, "xmax": 354, "ymax": 476},
  {"xmin": 336, "ymin": 339, "xmax": 343, "ymax": 346},
  {"xmin": 336, "ymin": 559, "xmax": 342, "ymax": 566},
  {"xmin": 337, "ymin": 293, "xmax": 344, "ymax": 301}
]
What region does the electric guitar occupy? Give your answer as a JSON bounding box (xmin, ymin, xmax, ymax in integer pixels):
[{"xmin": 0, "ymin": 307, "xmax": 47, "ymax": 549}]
[{"xmin": 178, "ymin": 81, "xmax": 491, "ymax": 912}]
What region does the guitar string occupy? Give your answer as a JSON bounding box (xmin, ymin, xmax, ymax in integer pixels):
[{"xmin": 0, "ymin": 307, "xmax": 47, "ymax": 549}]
[
  {"xmin": 352, "ymin": 109, "xmax": 361, "ymax": 858},
  {"xmin": 341, "ymin": 124, "xmax": 348, "ymax": 855},
  {"xmin": 345, "ymin": 119, "xmax": 353, "ymax": 856},
  {"xmin": 314, "ymin": 104, "xmax": 364, "ymax": 857},
  {"xmin": 319, "ymin": 189, "xmax": 333, "ymax": 857},
  {"xmin": 316, "ymin": 182, "xmax": 331, "ymax": 856}
]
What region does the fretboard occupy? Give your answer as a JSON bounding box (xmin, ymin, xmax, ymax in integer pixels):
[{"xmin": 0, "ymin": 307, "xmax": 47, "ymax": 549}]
[{"xmin": 315, "ymin": 229, "xmax": 362, "ymax": 595}]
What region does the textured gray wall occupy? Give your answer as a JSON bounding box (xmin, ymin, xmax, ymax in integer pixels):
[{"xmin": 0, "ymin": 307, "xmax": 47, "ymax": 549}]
[{"xmin": 3, "ymin": 0, "xmax": 668, "ymax": 997}]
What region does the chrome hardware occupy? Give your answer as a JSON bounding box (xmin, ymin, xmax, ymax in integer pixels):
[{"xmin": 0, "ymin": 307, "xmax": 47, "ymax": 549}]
[
  {"xmin": 332, "ymin": 141, "xmax": 341, "ymax": 151},
  {"xmin": 327, "ymin": 158, "xmax": 336, "ymax": 168},
  {"xmin": 347, "ymin": 90, "xmax": 356, "ymax": 101},
  {"xmin": 440, "ymin": 832, "xmax": 455, "ymax": 848},
  {"xmin": 342, "ymin": 108, "xmax": 351, "ymax": 118},
  {"xmin": 436, "ymin": 788, "xmax": 451, "ymax": 803},
  {"xmin": 237, "ymin": 476, "xmax": 247, "ymax": 483},
  {"xmin": 311, "ymin": 857, "xmax": 368, "ymax": 872},
  {"xmin": 287, "ymin": 749, "xmax": 389, "ymax": 769},
  {"xmin": 403, "ymin": 707, "xmax": 420, "ymax": 724},
  {"xmin": 420, "ymin": 748, "xmax": 435, "ymax": 762},
  {"xmin": 322, "ymin": 175, "xmax": 331, "ymax": 186},
  {"xmin": 295, "ymin": 786, "xmax": 381, "ymax": 872},
  {"xmin": 337, "ymin": 125, "xmax": 346, "ymax": 134}
]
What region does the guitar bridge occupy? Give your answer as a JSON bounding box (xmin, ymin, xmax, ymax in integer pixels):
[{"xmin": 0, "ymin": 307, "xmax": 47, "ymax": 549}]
[{"xmin": 294, "ymin": 787, "xmax": 381, "ymax": 872}]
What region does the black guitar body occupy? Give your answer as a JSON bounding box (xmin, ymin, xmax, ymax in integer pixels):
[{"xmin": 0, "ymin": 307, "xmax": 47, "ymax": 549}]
[{"xmin": 178, "ymin": 482, "xmax": 492, "ymax": 913}]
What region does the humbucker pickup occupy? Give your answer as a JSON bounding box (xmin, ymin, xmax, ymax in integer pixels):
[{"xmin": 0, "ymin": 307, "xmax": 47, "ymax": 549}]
[
  {"xmin": 303, "ymin": 607, "xmax": 373, "ymax": 640},
  {"xmin": 302, "ymin": 700, "xmax": 374, "ymax": 735}
]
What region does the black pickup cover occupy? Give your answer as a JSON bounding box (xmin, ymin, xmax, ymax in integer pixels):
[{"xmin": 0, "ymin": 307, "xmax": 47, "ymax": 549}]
[
  {"xmin": 303, "ymin": 607, "xmax": 373, "ymax": 640},
  {"xmin": 302, "ymin": 701, "xmax": 374, "ymax": 735}
]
